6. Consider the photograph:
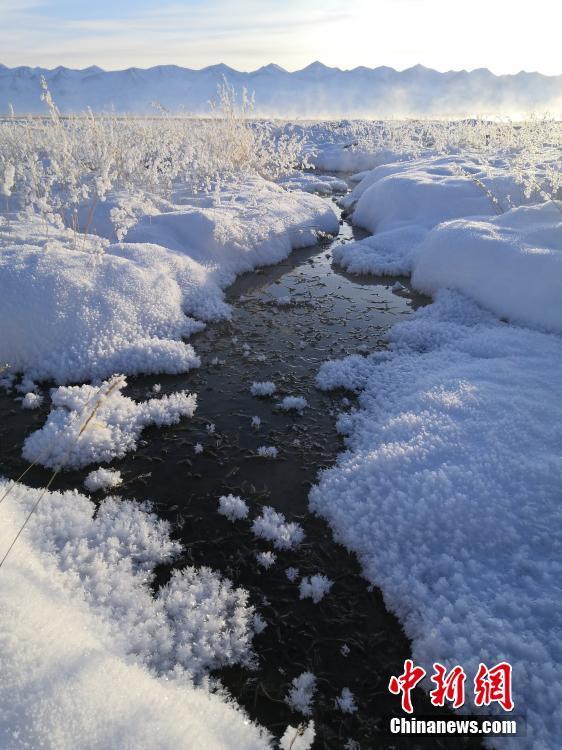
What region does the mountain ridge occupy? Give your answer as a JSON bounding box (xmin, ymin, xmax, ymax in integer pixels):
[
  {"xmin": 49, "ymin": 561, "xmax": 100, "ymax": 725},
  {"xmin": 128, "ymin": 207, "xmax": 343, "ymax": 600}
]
[{"xmin": 1, "ymin": 62, "xmax": 560, "ymax": 117}]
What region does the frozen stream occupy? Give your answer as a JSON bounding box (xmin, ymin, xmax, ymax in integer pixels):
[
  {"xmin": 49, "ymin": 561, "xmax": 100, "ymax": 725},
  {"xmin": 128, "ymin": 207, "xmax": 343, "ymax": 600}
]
[{"xmin": 0, "ymin": 182, "xmax": 484, "ymax": 749}]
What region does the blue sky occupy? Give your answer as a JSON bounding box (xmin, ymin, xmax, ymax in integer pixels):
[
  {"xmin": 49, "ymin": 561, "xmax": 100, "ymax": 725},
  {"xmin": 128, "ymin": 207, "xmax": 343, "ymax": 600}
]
[{"xmin": 0, "ymin": 0, "xmax": 560, "ymax": 74}]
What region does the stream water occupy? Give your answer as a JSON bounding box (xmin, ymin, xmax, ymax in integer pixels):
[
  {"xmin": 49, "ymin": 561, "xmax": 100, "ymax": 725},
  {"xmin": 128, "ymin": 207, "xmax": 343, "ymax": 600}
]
[{"xmin": 0, "ymin": 183, "xmax": 484, "ymax": 749}]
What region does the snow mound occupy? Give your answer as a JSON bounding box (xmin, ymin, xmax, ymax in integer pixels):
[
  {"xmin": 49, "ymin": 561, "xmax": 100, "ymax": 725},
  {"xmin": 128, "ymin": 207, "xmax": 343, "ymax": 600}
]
[
  {"xmin": 22, "ymin": 376, "xmax": 197, "ymax": 469},
  {"xmin": 0, "ymin": 177, "xmax": 337, "ymax": 383},
  {"xmin": 311, "ymin": 290, "xmax": 562, "ymax": 748},
  {"xmin": 411, "ymin": 203, "xmax": 562, "ymax": 333},
  {"xmin": 0, "ymin": 480, "xmax": 268, "ymax": 749}
]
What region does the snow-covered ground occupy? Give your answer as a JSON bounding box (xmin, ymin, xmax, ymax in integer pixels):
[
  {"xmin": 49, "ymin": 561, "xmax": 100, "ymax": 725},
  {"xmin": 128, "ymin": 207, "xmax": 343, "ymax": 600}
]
[
  {"xmin": 0, "ymin": 112, "xmax": 561, "ymax": 748},
  {"xmin": 0, "ymin": 177, "xmax": 337, "ymax": 384},
  {"xmin": 0, "ymin": 480, "xmax": 270, "ymax": 750},
  {"xmin": 310, "ymin": 145, "xmax": 562, "ymax": 747}
]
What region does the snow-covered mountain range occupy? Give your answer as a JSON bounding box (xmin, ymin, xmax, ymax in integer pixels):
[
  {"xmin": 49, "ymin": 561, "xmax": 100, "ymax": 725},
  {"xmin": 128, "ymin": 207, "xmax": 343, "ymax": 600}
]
[{"xmin": 1, "ymin": 62, "xmax": 561, "ymax": 117}]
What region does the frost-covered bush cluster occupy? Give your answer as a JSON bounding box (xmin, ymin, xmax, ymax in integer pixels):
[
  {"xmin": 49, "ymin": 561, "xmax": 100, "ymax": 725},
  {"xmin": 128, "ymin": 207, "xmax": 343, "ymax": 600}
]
[
  {"xmin": 303, "ymin": 117, "xmax": 561, "ymax": 209},
  {"xmin": 22, "ymin": 376, "xmax": 197, "ymax": 469},
  {"xmin": 0, "ymin": 81, "xmax": 305, "ymax": 238}
]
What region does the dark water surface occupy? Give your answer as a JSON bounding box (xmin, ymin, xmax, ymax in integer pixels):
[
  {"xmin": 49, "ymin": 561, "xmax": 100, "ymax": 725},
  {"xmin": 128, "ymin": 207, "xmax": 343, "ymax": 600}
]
[{"xmin": 0, "ymin": 190, "xmax": 483, "ymax": 749}]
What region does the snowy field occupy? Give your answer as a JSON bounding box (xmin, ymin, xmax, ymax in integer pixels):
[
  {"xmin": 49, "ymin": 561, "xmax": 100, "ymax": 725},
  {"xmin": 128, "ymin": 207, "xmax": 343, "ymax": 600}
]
[{"xmin": 0, "ymin": 97, "xmax": 561, "ymax": 749}]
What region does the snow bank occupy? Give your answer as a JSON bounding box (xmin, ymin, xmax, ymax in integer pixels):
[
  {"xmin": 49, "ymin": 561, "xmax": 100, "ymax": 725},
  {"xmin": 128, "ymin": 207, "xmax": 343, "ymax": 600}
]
[
  {"xmin": 278, "ymin": 172, "xmax": 348, "ymax": 195},
  {"xmin": 312, "ymin": 291, "xmax": 562, "ymax": 748},
  {"xmin": 411, "ymin": 203, "xmax": 562, "ymax": 333},
  {"xmin": 0, "ymin": 481, "xmax": 269, "ymax": 749},
  {"xmin": 22, "ymin": 377, "xmax": 197, "ymax": 470},
  {"xmin": 0, "ymin": 176, "xmax": 337, "ymax": 383},
  {"xmin": 310, "ymin": 146, "xmax": 400, "ymax": 173},
  {"xmin": 334, "ymin": 156, "xmax": 497, "ymax": 277},
  {"xmin": 336, "ymin": 156, "xmax": 562, "ymax": 333}
]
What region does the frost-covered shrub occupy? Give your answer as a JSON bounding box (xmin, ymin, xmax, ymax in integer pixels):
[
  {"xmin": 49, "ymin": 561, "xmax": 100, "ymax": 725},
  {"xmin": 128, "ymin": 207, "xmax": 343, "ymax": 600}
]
[
  {"xmin": 252, "ymin": 507, "xmax": 304, "ymax": 550},
  {"xmin": 0, "ymin": 81, "xmax": 306, "ymax": 237},
  {"xmin": 285, "ymin": 672, "xmax": 317, "ymax": 716}
]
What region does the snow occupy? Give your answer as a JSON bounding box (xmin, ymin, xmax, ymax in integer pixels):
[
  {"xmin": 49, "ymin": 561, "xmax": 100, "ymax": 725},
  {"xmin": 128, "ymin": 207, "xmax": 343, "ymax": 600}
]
[
  {"xmin": 21, "ymin": 391, "xmax": 42, "ymax": 409},
  {"xmin": 278, "ymin": 172, "xmax": 348, "ymax": 195},
  {"xmin": 299, "ymin": 574, "xmax": 333, "ymax": 604},
  {"xmin": 0, "ymin": 480, "xmax": 269, "ymax": 750},
  {"xmin": 2, "ymin": 63, "xmax": 561, "ymax": 117},
  {"xmin": 22, "ymin": 376, "xmax": 197, "ymax": 470},
  {"xmin": 279, "ymin": 722, "xmax": 315, "ymax": 750},
  {"xmin": 84, "ymin": 467, "xmax": 123, "ymax": 493},
  {"xmin": 256, "ymin": 446, "xmax": 278, "ymax": 459},
  {"xmin": 312, "ymin": 290, "xmax": 562, "ymax": 748},
  {"xmin": 256, "ymin": 551, "xmax": 277, "ymax": 569},
  {"xmin": 252, "ymin": 507, "xmax": 305, "ymax": 551},
  {"xmin": 335, "ymin": 688, "xmax": 358, "ymax": 714},
  {"xmin": 278, "ymin": 396, "xmax": 308, "ymax": 413},
  {"xmin": 411, "ymin": 203, "xmax": 562, "ymax": 333},
  {"xmin": 285, "ymin": 672, "xmax": 317, "ymax": 716},
  {"xmin": 0, "ymin": 177, "xmax": 337, "ymax": 384},
  {"xmin": 336, "ymin": 155, "xmax": 562, "ymax": 333},
  {"xmin": 285, "ymin": 567, "xmax": 299, "ymax": 582},
  {"xmin": 218, "ymin": 494, "xmax": 249, "ymax": 522},
  {"xmin": 251, "ymin": 381, "xmax": 277, "ymax": 397},
  {"xmin": 334, "ymin": 155, "xmax": 497, "ymax": 276}
]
